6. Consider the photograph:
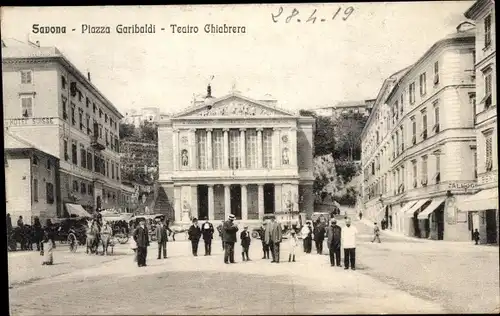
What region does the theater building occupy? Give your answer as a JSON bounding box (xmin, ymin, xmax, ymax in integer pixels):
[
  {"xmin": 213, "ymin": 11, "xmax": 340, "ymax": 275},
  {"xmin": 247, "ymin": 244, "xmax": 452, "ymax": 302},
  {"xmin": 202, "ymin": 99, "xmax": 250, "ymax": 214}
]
[{"xmin": 157, "ymin": 88, "xmax": 315, "ymax": 224}]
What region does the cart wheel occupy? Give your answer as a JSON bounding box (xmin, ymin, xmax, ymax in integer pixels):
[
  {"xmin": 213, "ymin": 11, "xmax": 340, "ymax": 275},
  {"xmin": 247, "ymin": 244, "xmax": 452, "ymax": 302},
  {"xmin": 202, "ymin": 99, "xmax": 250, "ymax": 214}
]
[
  {"xmin": 67, "ymin": 233, "xmax": 78, "ymax": 252},
  {"xmin": 251, "ymin": 231, "xmax": 259, "ymax": 239},
  {"xmin": 117, "ymin": 234, "xmax": 129, "ymax": 244}
]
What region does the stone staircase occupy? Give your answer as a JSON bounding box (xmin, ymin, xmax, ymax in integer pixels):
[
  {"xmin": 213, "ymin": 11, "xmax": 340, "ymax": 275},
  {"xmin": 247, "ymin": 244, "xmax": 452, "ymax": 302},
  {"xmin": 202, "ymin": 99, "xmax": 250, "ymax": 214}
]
[{"xmin": 153, "ymin": 183, "xmax": 174, "ymax": 220}]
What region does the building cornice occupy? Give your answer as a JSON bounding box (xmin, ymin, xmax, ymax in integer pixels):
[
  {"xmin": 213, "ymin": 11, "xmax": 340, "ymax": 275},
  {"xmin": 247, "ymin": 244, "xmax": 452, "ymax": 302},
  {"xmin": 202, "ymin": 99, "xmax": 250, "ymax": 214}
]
[
  {"xmin": 464, "ymin": 0, "xmax": 494, "ymax": 19},
  {"xmin": 3, "ymin": 55, "xmax": 124, "ymax": 119}
]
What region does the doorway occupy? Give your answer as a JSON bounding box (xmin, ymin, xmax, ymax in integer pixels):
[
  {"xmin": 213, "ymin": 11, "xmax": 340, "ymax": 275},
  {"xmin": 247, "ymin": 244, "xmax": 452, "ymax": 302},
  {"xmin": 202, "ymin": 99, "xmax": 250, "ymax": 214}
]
[
  {"xmin": 96, "ymin": 196, "xmax": 102, "ymax": 211},
  {"xmin": 485, "ymin": 209, "xmax": 498, "ymax": 244},
  {"xmin": 264, "ymin": 184, "xmax": 275, "ymax": 214},
  {"xmin": 435, "ymin": 204, "xmax": 444, "ymax": 240},
  {"xmin": 230, "ymin": 185, "xmax": 242, "ymax": 219},
  {"xmin": 197, "ymin": 185, "xmax": 209, "ymax": 220}
]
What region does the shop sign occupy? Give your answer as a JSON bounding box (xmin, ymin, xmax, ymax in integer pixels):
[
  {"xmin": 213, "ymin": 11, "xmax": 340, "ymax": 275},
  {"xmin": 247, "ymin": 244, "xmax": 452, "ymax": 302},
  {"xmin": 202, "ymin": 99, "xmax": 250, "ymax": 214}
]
[
  {"xmin": 448, "ymin": 182, "xmax": 477, "ymax": 191},
  {"xmin": 5, "ymin": 117, "xmax": 56, "ymax": 126}
]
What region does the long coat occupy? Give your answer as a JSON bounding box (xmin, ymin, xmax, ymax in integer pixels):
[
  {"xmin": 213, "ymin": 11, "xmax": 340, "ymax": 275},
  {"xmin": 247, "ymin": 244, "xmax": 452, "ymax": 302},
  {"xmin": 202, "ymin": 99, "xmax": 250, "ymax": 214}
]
[
  {"xmin": 240, "ymin": 230, "xmax": 251, "ymax": 247},
  {"xmin": 314, "ymin": 224, "xmax": 326, "ymax": 241},
  {"xmin": 222, "ymin": 220, "xmax": 238, "ymax": 243},
  {"xmin": 265, "ymin": 221, "xmax": 282, "ymax": 244},
  {"xmin": 155, "ymin": 225, "xmax": 169, "ymax": 243},
  {"xmin": 188, "ymin": 225, "xmax": 202, "ymax": 241},
  {"xmin": 326, "ymin": 224, "xmax": 342, "ymax": 249},
  {"xmin": 201, "ymin": 222, "xmax": 214, "ymax": 240},
  {"xmin": 133, "ymin": 226, "xmax": 150, "ymax": 248}
]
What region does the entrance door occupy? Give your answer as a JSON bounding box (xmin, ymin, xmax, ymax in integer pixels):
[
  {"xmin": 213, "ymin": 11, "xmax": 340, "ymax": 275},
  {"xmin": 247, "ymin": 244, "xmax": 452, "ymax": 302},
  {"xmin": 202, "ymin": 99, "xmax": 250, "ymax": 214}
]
[
  {"xmin": 96, "ymin": 196, "xmax": 102, "ymax": 211},
  {"xmin": 436, "ymin": 206, "xmax": 444, "ymax": 240},
  {"xmin": 230, "ymin": 185, "xmax": 242, "ymax": 219},
  {"xmin": 485, "ymin": 209, "xmax": 498, "ymax": 244},
  {"xmin": 264, "ymin": 184, "xmax": 275, "ymax": 214},
  {"xmin": 197, "ymin": 185, "xmax": 209, "ymax": 220}
]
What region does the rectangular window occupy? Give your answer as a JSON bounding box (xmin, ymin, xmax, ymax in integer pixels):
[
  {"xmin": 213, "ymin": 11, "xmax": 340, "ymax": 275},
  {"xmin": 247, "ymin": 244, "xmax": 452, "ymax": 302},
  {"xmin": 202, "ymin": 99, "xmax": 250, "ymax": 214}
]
[
  {"xmin": 484, "ymin": 71, "xmax": 492, "ymax": 108},
  {"xmin": 400, "ymin": 126, "xmax": 404, "ymax": 151},
  {"xmin": 485, "ymin": 14, "xmax": 492, "ymax": 47},
  {"xmin": 394, "ymin": 101, "xmax": 399, "ymax": 120},
  {"xmin": 196, "ymin": 130, "xmax": 207, "ymax": 170},
  {"xmin": 411, "ymin": 118, "xmax": 416, "ymax": 145},
  {"xmin": 434, "ymin": 61, "xmax": 439, "ymax": 85},
  {"xmin": 71, "ymin": 104, "xmax": 76, "ymax": 125},
  {"xmin": 469, "ymin": 93, "xmax": 477, "ymax": 123},
  {"xmin": 395, "ymin": 131, "xmax": 399, "ymax": 156},
  {"xmin": 212, "ymin": 130, "xmax": 223, "ymax": 169},
  {"xmin": 86, "ymin": 115, "xmax": 91, "ymax": 134},
  {"xmin": 246, "ymin": 129, "xmax": 258, "ymax": 168},
  {"xmin": 421, "ymin": 156, "xmax": 428, "ymax": 185},
  {"xmin": 485, "ymin": 133, "xmax": 493, "ymax": 171},
  {"xmin": 229, "ymin": 130, "xmax": 240, "ymax": 169},
  {"xmin": 105, "ymin": 113, "xmax": 108, "ymax": 123},
  {"xmin": 80, "ymin": 146, "xmax": 86, "ymax": 168},
  {"xmin": 263, "ymin": 129, "xmax": 273, "ymax": 168},
  {"xmin": 435, "ymin": 154, "xmax": 441, "ymax": 184},
  {"xmin": 433, "ymin": 104, "xmax": 440, "ymax": 133},
  {"xmin": 62, "ymin": 96, "xmax": 68, "ymax": 120},
  {"xmin": 105, "ymin": 129, "xmax": 109, "ymax": 147},
  {"xmin": 61, "ymin": 75, "xmax": 67, "ymax": 89},
  {"xmin": 419, "ymin": 73, "xmax": 427, "ymax": 96},
  {"xmin": 409, "ymin": 82, "xmax": 416, "ymax": 104},
  {"xmin": 33, "ymin": 178, "xmax": 39, "ymax": 202},
  {"xmin": 79, "ymin": 108, "xmax": 84, "ymax": 130},
  {"xmin": 46, "ymin": 183, "xmax": 54, "ymax": 204},
  {"xmin": 87, "ymin": 152, "xmax": 93, "ymax": 171},
  {"xmin": 64, "ymin": 139, "xmax": 69, "ymax": 161},
  {"xmin": 421, "ymin": 111, "xmax": 428, "ymax": 140},
  {"xmin": 412, "ymin": 160, "xmax": 418, "ymax": 188},
  {"xmin": 21, "ymin": 96, "xmax": 34, "ymax": 118},
  {"xmin": 21, "ymin": 70, "xmax": 33, "ymax": 84},
  {"xmin": 86, "ymin": 97, "xmax": 90, "ymax": 108},
  {"xmin": 106, "ymin": 160, "xmax": 110, "ymax": 177},
  {"xmin": 111, "ymin": 162, "xmax": 115, "ymax": 179},
  {"xmin": 81, "ymin": 182, "xmax": 86, "ymax": 194},
  {"xmin": 72, "ymin": 142, "xmax": 78, "ymax": 164}
]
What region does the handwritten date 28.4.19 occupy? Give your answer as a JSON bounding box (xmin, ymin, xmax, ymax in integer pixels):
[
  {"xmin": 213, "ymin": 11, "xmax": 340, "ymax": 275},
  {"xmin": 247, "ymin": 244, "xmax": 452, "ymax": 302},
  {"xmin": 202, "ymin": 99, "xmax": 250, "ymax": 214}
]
[{"xmin": 271, "ymin": 7, "xmax": 355, "ymax": 23}]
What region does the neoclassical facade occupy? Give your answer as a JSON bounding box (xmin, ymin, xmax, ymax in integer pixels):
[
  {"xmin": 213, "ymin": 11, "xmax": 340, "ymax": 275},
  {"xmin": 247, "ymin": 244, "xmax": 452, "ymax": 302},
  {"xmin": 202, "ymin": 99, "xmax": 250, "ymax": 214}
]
[{"xmin": 157, "ymin": 90, "xmax": 315, "ymax": 224}]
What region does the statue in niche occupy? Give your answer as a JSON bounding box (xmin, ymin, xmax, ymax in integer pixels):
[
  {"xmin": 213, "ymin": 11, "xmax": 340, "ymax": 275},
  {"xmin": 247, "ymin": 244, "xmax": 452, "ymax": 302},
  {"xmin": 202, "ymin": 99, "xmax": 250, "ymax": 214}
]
[
  {"xmin": 181, "ymin": 149, "xmax": 189, "ymax": 166},
  {"xmin": 182, "ymin": 199, "xmax": 191, "ymax": 222},
  {"xmin": 282, "ymin": 148, "xmax": 290, "ymax": 165}
]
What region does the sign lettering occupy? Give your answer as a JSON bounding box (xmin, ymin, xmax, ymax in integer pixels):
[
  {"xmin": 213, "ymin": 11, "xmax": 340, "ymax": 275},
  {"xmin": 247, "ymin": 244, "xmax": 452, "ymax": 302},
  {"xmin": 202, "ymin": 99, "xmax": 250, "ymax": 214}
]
[
  {"xmin": 5, "ymin": 117, "xmax": 55, "ymax": 126},
  {"xmin": 447, "ymin": 182, "xmax": 477, "ymax": 190}
]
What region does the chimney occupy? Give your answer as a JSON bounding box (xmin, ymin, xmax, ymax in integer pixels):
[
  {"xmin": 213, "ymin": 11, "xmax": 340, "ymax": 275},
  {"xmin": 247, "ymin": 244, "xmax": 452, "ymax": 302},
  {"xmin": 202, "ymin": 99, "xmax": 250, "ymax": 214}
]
[
  {"xmin": 87, "ymin": 72, "xmax": 91, "ymax": 82},
  {"xmin": 206, "ymin": 84, "xmax": 212, "ymax": 98}
]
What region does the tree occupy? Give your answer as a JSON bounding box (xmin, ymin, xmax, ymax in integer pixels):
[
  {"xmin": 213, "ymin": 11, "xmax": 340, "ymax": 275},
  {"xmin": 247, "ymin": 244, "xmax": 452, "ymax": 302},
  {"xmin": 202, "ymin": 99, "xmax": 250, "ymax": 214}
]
[
  {"xmin": 140, "ymin": 122, "xmax": 157, "ymax": 142},
  {"xmin": 313, "ymin": 116, "xmax": 336, "ymax": 157},
  {"xmin": 332, "ymin": 112, "xmax": 368, "ymax": 160},
  {"xmin": 119, "ymin": 123, "xmax": 136, "ymax": 139}
]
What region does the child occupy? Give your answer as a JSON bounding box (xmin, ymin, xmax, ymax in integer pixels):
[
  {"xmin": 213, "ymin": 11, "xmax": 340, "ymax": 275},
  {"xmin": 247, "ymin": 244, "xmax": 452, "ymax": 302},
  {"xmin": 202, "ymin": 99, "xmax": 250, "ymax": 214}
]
[
  {"xmin": 472, "ymin": 229, "xmax": 480, "ymax": 245},
  {"xmin": 240, "ymin": 226, "xmax": 251, "ymax": 261},
  {"xmin": 288, "ymin": 231, "xmax": 298, "ymax": 262}
]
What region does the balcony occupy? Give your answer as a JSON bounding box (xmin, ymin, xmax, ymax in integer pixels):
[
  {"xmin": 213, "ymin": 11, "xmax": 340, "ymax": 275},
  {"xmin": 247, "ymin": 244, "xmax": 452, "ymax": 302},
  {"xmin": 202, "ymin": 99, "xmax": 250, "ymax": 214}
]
[{"xmin": 91, "ymin": 135, "xmax": 105, "ymax": 151}]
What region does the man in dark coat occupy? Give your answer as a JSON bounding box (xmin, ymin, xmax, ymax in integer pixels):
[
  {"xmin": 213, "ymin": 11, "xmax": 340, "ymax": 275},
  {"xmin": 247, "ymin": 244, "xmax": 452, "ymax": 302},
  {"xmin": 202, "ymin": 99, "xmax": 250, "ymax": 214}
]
[
  {"xmin": 222, "ymin": 214, "xmax": 239, "ymax": 264},
  {"xmin": 240, "ymin": 226, "xmax": 251, "ymax": 261},
  {"xmin": 188, "ymin": 218, "xmax": 202, "ymax": 256},
  {"xmin": 326, "ymin": 219, "xmax": 342, "ymax": 267},
  {"xmin": 201, "ymin": 217, "xmax": 214, "ymax": 256},
  {"xmin": 314, "ymin": 221, "xmax": 326, "ymax": 255},
  {"xmin": 155, "ymin": 221, "xmax": 169, "ymax": 259},
  {"xmin": 258, "ymin": 222, "xmax": 270, "ymax": 259},
  {"xmin": 265, "ymin": 216, "xmax": 282, "ymax": 263},
  {"xmin": 133, "ymin": 219, "xmax": 150, "ymax": 267}
]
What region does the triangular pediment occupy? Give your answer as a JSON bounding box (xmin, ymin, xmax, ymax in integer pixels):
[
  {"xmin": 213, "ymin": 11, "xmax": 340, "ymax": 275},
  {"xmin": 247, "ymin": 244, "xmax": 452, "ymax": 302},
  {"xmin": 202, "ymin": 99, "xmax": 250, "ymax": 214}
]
[{"xmin": 173, "ymin": 93, "xmax": 296, "ymax": 118}]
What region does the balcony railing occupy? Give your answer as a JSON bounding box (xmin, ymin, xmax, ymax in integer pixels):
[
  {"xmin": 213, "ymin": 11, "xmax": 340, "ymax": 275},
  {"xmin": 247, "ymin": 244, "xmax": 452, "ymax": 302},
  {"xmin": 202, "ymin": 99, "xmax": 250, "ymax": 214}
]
[{"xmin": 91, "ymin": 135, "xmax": 105, "ymax": 151}]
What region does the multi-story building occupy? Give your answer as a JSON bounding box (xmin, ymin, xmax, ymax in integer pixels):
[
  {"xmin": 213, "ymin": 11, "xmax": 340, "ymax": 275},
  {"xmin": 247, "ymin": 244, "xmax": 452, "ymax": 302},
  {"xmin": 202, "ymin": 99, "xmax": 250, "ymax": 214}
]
[
  {"xmin": 122, "ymin": 107, "xmax": 164, "ymax": 127},
  {"xmin": 3, "ymin": 40, "xmax": 125, "ymax": 219},
  {"xmin": 461, "ymin": 0, "xmax": 498, "ymax": 244},
  {"xmin": 361, "ymin": 26, "xmax": 478, "ymax": 242},
  {"xmin": 312, "ymin": 99, "xmax": 375, "ymax": 118},
  {"xmin": 157, "ymin": 87, "xmax": 315, "ymax": 224}
]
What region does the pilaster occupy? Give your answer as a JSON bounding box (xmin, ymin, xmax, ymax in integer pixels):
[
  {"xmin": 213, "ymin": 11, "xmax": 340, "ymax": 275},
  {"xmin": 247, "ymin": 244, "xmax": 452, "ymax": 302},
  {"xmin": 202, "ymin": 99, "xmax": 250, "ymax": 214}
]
[
  {"xmin": 208, "ymin": 184, "xmax": 215, "ymax": 220},
  {"xmin": 207, "ymin": 128, "xmax": 213, "ymax": 169},
  {"xmin": 241, "ymin": 184, "xmax": 248, "ymax": 220},
  {"xmin": 223, "ymin": 128, "xmax": 229, "ymax": 169}
]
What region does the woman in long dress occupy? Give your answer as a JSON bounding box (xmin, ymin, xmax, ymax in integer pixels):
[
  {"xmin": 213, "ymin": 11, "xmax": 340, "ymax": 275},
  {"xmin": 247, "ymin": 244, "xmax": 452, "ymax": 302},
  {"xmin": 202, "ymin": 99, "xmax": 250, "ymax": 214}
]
[{"xmin": 41, "ymin": 221, "xmax": 55, "ymax": 265}]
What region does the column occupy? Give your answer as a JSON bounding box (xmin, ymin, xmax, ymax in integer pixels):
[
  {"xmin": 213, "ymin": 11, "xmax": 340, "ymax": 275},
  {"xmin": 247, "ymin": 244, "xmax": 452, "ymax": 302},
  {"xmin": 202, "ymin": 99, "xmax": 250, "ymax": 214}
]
[
  {"xmin": 257, "ymin": 128, "xmax": 263, "ymax": 168},
  {"xmin": 272, "ymin": 127, "xmax": 280, "ymax": 168},
  {"xmin": 240, "ymin": 128, "xmax": 246, "ymax": 169},
  {"xmin": 208, "ymin": 184, "xmax": 215, "ymax": 220},
  {"xmin": 188, "ymin": 128, "xmax": 196, "ymax": 170},
  {"xmin": 289, "ymin": 127, "xmax": 297, "ymax": 167},
  {"xmin": 224, "ymin": 184, "xmax": 231, "ymax": 219},
  {"xmin": 274, "ymin": 183, "xmax": 282, "ymax": 215},
  {"xmin": 173, "ymin": 129, "xmax": 179, "ymax": 170},
  {"xmin": 206, "ymin": 128, "xmax": 213, "ymax": 169},
  {"xmin": 191, "ymin": 185, "xmax": 198, "ymax": 219},
  {"xmin": 258, "ymin": 184, "xmax": 264, "ymax": 220},
  {"xmin": 174, "ymin": 186, "xmax": 181, "ymax": 223},
  {"xmin": 223, "ymin": 128, "xmax": 229, "ymax": 169},
  {"xmin": 241, "ymin": 184, "xmax": 248, "ymax": 220}
]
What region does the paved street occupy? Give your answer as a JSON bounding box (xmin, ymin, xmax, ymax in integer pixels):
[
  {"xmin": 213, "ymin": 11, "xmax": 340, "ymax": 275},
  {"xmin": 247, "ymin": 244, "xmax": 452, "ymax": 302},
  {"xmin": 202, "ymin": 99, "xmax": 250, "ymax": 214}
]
[{"xmin": 8, "ymin": 218, "xmax": 499, "ymax": 315}]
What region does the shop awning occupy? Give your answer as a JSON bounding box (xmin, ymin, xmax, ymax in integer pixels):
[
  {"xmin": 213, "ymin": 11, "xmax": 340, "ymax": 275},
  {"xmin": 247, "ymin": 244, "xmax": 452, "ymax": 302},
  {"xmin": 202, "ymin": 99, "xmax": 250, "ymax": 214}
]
[
  {"xmin": 458, "ymin": 188, "xmax": 499, "ymax": 212},
  {"xmin": 417, "ymin": 197, "xmax": 446, "ymax": 219},
  {"xmin": 396, "ymin": 201, "xmax": 418, "ymax": 217},
  {"xmin": 405, "ymin": 199, "xmax": 431, "ymax": 218},
  {"xmin": 65, "ymin": 203, "xmax": 92, "ymax": 218}
]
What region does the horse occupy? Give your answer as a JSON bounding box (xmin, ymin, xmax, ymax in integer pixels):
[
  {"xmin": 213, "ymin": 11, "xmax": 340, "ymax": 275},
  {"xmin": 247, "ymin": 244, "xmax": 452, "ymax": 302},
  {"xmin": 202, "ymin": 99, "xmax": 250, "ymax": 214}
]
[
  {"xmin": 86, "ymin": 220, "xmax": 100, "ymax": 255},
  {"xmin": 100, "ymin": 223, "xmax": 113, "ymax": 256}
]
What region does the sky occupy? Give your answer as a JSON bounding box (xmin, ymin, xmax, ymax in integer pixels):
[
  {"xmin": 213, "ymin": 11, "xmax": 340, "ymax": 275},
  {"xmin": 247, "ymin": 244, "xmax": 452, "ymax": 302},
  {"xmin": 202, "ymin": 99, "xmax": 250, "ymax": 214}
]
[{"xmin": 1, "ymin": 2, "xmax": 474, "ymax": 115}]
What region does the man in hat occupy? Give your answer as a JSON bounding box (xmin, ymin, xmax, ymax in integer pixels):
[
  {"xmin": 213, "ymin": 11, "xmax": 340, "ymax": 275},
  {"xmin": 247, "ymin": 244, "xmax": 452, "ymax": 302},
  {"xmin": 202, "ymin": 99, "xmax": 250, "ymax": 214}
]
[
  {"xmin": 326, "ymin": 219, "xmax": 342, "ymax": 267},
  {"xmin": 342, "ymin": 218, "xmax": 358, "ymax": 270},
  {"xmin": 258, "ymin": 221, "xmax": 270, "ymax": 259},
  {"xmin": 188, "ymin": 218, "xmax": 202, "ymax": 256},
  {"xmin": 201, "ymin": 217, "xmax": 215, "ymax": 256},
  {"xmin": 133, "ymin": 219, "xmax": 150, "ymax": 267},
  {"xmin": 155, "ymin": 220, "xmax": 169, "ymax": 259},
  {"xmin": 222, "ymin": 214, "xmax": 239, "ymax": 264},
  {"xmin": 265, "ymin": 215, "xmax": 282, "ymax": 263}
]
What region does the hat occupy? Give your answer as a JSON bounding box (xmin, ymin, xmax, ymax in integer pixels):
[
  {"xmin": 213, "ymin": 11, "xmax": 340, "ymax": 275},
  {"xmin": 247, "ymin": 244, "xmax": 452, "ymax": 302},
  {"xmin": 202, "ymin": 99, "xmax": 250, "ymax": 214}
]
[
  {"xmin": 228, "ymin": 214, "xmax": 236, "ymax": 220},
  {"xmin": 192, "ymin": 218, "xmax": 198, "ymax": 222},
  {"xmin": 331, "ymin": 219, "xmax": 337, "ymax": 224}
]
